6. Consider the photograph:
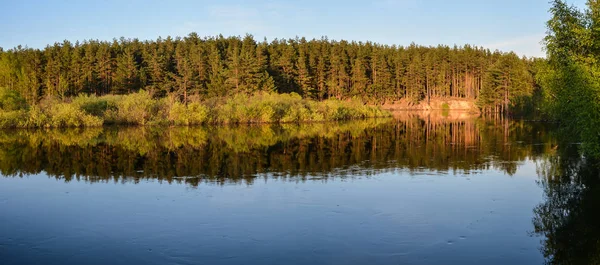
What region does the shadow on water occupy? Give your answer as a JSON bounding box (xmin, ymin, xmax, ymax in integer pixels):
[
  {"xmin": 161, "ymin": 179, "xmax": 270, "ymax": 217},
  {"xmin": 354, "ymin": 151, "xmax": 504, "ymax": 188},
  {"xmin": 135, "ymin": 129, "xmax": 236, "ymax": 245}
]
[
  {"xmin": 532, "ymin": 143, "xmax": 600, "ymax": 264},
  {"xmin": 0, "ymin": 113, "xmax": 555, "ymax": 186}
]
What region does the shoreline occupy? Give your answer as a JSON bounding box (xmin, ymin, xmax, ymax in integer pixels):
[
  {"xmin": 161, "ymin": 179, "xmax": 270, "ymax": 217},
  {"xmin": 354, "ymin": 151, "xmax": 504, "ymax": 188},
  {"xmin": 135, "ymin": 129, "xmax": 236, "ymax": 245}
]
[{"xmin": 0, "ymin": 91, "xmax": 391, "ymax": 129}]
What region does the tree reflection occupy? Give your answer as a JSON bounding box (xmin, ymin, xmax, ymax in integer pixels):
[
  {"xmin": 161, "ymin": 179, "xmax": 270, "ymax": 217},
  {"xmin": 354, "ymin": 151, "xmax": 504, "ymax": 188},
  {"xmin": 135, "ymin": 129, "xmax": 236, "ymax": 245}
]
[
  {"xmin": 0, "ymin": 115, "xmax": 555, "ymax": 186},
  {"xmin": 533, "ymin": 144, "xmax": 600, "ymax": 264}
]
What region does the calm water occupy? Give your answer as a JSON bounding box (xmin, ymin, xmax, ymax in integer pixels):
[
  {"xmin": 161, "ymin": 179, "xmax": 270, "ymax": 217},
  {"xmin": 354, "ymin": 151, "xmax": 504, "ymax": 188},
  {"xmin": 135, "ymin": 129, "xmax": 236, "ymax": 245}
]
[{"xmin": 0, "ymin": 115, "xmax": 597, "ymax": 265}]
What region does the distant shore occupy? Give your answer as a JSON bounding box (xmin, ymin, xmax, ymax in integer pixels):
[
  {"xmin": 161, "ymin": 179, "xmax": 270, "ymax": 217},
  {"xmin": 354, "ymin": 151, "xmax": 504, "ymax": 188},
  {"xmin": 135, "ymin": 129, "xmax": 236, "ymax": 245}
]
[
  {"xmin": 0, "ymin": 90, "xmax": 391, "ymax": 128},
  {"xmin": 379, "ymin": 97, "xmax": 479, "ymax": 112}
]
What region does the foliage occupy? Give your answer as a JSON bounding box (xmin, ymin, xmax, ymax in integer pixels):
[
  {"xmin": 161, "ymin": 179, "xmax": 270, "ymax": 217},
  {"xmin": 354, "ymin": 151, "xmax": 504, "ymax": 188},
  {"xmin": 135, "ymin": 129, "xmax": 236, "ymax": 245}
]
[
  {"xmin": 0, "ymin": 34, "xmax": 536, "ymax": 108},
  {"xmin": 169, "ymin": 102, "xmax": 208, "ymax": 125},
  {"xmin": 71, "ymin": 95, "xmax": 109, "ymax": 117},
  {"xmin": 0, "ymin": 89, "xmax": 389, "ymax": 128},
  {"xmin": 477, "ymin": 53, "xmax": 534, "ymax": 113},
  {"xmin": 46, "ymin": 103, "xmax": 103, "ymax": 127},
  {"xmin": 441, "ymin": 102, "xmax": 450, "ymax": 117},
  {"xmin": 540, "ymin": 0, "xmax": 600, "ymax": 158},
  {"xmin": 103, "ymin": 91, "xmax": 165, "ymax": 125},
  {"xmin": 0, "ymin": 105, "xmax": 102, "ymax": 128},
  {"xmin": 207, "ymin": 92, "xmax": 389, "ymax": 124},
  {"xmin": 0, "ymin": 86, "xmax": 28, "ymax": 111}
]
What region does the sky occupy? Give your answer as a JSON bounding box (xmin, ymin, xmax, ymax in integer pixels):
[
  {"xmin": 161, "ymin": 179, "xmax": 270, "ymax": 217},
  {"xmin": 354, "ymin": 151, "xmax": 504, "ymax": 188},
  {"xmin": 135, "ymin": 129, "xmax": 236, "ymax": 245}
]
[{"xmin": 0, "ymin": 0, "xmax": 589, "ymax": 57}]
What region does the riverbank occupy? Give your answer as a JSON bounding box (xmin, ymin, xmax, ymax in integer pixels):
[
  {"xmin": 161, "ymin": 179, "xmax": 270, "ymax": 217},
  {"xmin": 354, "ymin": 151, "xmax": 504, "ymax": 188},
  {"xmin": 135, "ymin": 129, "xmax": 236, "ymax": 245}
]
[
  {"xmin": 0, "ymin": 90, "xmax": 390, "ymax": 128},
  {"xmin": 389, "ymin": 109, "xmax": 481, "ymax": 122},
  {"xmin": 380, "ymin": 98, "xmax": 479, "ymax": 113}
]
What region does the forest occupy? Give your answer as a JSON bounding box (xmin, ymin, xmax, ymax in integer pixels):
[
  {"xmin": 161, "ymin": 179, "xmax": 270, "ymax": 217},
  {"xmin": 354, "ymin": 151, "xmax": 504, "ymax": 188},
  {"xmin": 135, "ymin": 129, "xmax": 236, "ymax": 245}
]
[{"xmin": 0, "ymin": 33, "xmax": 538, "ymax": 116}]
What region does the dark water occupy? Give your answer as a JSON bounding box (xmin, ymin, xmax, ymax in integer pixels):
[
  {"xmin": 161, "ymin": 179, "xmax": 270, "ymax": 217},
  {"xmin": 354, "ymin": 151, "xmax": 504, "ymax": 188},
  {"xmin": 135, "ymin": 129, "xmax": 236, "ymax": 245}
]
[{"xmin": 0, "ymin": 115, "xmax": 597, "ymax": 265}]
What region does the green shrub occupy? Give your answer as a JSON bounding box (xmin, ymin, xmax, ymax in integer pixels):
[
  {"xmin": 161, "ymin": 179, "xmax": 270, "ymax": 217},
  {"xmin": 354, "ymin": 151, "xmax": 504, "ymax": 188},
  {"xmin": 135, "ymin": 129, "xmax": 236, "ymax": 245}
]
[
  {"xmin": 169, "ymin": 102, "xmax": 208, "ymax": 125},
  {"xmin": 47, "ymin": 103, "xmax": 103, "ymax": 127},
  {"xmin": 441, "ymin": 102, "xmax": 450, "ymax": 117},
  {"xmin": 441, "ymin": 102, "xmax": 450, "ymax": 111},
  {"xmin": 0, "ymin": 90, "xmax": 390, "ymax": 128},
  {"xmin": 72, "ymin": 95, "xmax": 109, "ymax": 117},
  {"xmin": 0, "ymin": 87, "xmax": 28, "ymax": 111},
  {"xmin": 0, "ymin": 111, "xmax": 27, "ymax": 128},
  {"xmin": 104, "ymin": 91, "xmax": 164, "ymax": 125},
  {"xmin": 24, "ymin": 106, "xmax": 48, "ymax": 128}
]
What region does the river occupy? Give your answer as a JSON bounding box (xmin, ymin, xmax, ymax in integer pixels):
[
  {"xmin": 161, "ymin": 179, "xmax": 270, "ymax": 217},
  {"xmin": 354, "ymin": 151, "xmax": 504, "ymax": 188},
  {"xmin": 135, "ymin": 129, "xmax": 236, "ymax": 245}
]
[{"xmin": 0, "ymin": 114, "xmax": 596, "ymax": 265}]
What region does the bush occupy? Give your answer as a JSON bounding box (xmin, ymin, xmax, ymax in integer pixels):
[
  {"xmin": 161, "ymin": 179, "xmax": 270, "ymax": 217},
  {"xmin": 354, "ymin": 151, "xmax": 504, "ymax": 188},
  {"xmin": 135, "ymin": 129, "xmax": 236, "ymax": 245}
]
[
  {"xmin": 104, "ymin": 91, "xmax": 165, "ymax": 125},
  {"xmin": 0, "ymin": 111, "xmax": 27, "ymax": 128},
  {"xmin": 0, "ymin": 91, "xmax": 390, "ymax": 128},
  {"xmin": 204, "ymin": 92, "xmax": 390, "ymax": 124},
  {"xmin": 0, "ymin": 87, "xmax": 28, "ymax": 111},
  {"xmin": 169, "ymin": 102, "xmax": 208, "ymax": 125},
  {"xmin": 24, "ymin": 106, "xmax": 48, "ymax": 128},
  {"xmin": 46, "ymin": 103, "xmax": 103, "ymax": 127},
  {"xmin": 441, "ymin": 102, "xmax": 450, "ymax": 111},
  {"xmin": 72, "ymin": 95, "xmax": 109, "ymax": 117}
]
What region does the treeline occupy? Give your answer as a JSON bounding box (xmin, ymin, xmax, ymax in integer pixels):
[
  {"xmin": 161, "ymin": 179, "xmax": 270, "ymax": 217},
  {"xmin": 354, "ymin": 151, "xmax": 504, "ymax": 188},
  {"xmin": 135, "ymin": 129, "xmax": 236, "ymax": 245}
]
[{"xmin": 0, "ymin": 33, "xmax": 537, "ymax": 111}]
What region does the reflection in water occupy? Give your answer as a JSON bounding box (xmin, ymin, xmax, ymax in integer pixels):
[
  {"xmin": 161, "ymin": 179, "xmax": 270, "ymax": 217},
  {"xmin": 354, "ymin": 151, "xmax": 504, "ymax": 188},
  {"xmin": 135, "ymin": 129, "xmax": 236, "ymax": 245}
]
[
  {"xmin": 0, "ymin": 115, "xmax": 554, "ymax": 186},
  {"xmin": 4, "ymin": 114, "xmax": 595, "ymax": 265},
  {"xmin": 533, "ymin": 144, "xmax": 600, "ymax": 264}
]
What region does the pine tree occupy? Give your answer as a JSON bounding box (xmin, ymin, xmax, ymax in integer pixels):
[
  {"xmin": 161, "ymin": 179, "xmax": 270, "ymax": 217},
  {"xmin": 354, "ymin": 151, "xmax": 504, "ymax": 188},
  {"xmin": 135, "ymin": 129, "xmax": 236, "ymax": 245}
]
[
  {"xmin": 172, "ymin": 41, "xmax": 196, "ymax": 102},
  {"xmin": 0, "ymin": 33, "xmax": 538, "ymax": 109},
  {"xmin": 114, "ymin": 41, "xmax": 140, "ymax": 94},
  {"xmin": 297, "ymin": 38, "xmax": 313, "ymax": 97},
  {"xmin": 351, "ymin": 55, "xmax": 369, "ymax": 99},
  {"xmin": 207, "ymin": 41, "xmax": 226, "ymax": 97}
]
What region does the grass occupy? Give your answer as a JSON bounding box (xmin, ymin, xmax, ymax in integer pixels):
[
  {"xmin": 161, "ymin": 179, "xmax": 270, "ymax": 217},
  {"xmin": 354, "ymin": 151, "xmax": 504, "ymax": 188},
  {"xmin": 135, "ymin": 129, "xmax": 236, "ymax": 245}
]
[{"xmin": 0, "ymin": 89, "xmax": 391, "ymax": 128}]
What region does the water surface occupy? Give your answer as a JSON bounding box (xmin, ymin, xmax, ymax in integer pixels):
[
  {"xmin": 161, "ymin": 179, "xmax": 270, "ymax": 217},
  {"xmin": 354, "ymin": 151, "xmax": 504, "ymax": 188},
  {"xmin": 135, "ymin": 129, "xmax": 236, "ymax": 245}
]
[{"xmin": 0, "ymin": 115, "xmax": 596, "ymax": 265}]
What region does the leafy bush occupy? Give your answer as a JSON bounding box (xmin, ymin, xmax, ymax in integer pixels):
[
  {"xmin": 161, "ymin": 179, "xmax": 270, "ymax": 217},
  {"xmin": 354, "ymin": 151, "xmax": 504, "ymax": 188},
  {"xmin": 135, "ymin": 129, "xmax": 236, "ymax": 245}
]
[
  {"xmin": 0, "ymin": 111, "xmax": 27, "ymax": 128},
  {"xmin": 441, "ymin": 102, "xmax": 450, "ymax": 111},
  {"xmin": 72, "ymin": 95, "xmax": 109, "ymax": 117},
  {"xmin": 441, "ymin": 102, "xmax": 450, "ymax": 117},
  {"xmin": 0, "ymin": 91, "xmax": 390, "ymax": 128},
  {"xmin": 104, "ymin": 91, "xmax": 165, "ymax": 125},
  {"xmin": 169, "ymin": 102, "xmax": 208, "ymax": 125},
  {"xmin": 205, "ymin": 92, "xmax": 389, "ymax": 124},
  {"xmin": 24, "ymin": 106, "xmax": 48, "ymax": 128},
  {"xmin": 0, "ymin": 87, "xmax": 28, "ymax": 111},
  {"xmin": 46, "ymin": 103, "xmax": 103, "ymax": 127}
]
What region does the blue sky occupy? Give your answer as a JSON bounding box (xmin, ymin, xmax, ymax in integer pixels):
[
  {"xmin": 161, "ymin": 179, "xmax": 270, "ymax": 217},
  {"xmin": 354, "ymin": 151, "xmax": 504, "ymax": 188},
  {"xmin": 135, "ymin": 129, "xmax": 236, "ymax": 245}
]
[{"xmin": 0, "ymin": 0, "xmax": 588, "ymax": 57}]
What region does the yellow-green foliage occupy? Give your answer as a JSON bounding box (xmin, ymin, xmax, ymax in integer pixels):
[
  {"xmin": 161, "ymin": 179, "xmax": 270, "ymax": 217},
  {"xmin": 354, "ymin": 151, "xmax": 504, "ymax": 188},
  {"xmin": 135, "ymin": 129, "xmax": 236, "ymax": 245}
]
[
  {"xmin": 318, "ymin": 98, "xmax": 389, "ymax": 121},
  {"xmin": 72, "ymin": 95, "xmax": 109, "ymax": 117},
  {"xmin": 0, "ymin": 111, "xmax": 27, "ymax": 128},
  {"xmin": 103, "ymin": 91, "xmax": 166, "ymax": 125},
  {"xmin": 0, "ymin": 87, "xmax": 28, "ymax": 111},
  {"xmin": 25, "ymin": 106, "xmax": 48, "ymax": 128},
  {"xmin": 0, "ymin": 90, "xmax": 390, "ymax": 128},
  {"xmin": 441, "ymin": 102, "xmax": 450, "ymax": 117},
  {"xmin": 209, "ymin": 92, "xmax": 390, "ymax": 124},
  {"xmin": 45, "ymin": 103, "xmax": 102, "ymax": 127},
  {"xmin": 0, "ymin": 102, "xmax": 102, "ymax": 128},
  {"xmin": 169, "ymin": 102, "xmax": 208, "ymax": 126}
]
